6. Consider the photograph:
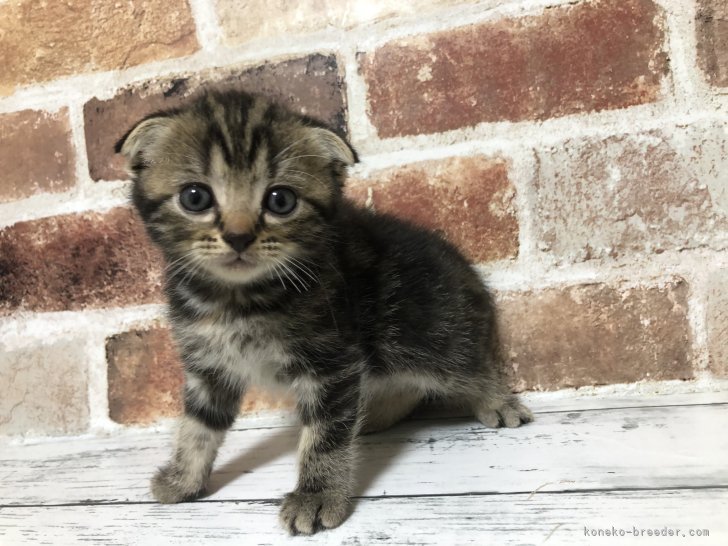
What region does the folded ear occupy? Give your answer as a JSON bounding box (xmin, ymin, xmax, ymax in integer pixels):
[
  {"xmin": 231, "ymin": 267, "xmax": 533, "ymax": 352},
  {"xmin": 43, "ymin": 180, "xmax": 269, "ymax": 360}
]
[
  {"xmin": 114, "ymin": 114, "xmax": 174, "ymax": 166},
  {"xmin": 307, "ymin": 126, "xmax": 358, "ymax": 167}
]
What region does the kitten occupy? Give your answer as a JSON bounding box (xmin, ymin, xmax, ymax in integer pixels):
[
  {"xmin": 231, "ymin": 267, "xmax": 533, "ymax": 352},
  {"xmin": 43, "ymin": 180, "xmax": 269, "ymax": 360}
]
[{"xmin": 116, "ymin": 89, "xmax": 532, "ymax": 535}]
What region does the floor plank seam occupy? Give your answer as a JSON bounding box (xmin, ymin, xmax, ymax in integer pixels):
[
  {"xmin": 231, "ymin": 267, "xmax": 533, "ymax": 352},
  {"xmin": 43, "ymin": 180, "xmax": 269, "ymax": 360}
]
[
  {"xmin": 3, "ymin": 485, "xmax": 727, "ymax": 510},
  {"xmin": 523, "ymin": 401, "xmax": 728, "ymax": 415},
  {"xmin": 3, "ymin": 400, "xmax": 725, "ymax": 444}
]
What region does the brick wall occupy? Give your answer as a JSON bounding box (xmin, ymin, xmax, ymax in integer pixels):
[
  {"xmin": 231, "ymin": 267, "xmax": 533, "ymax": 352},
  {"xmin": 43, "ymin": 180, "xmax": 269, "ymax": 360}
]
[{"xmin": 1, "ymin": 0, "xmax": 726, "ymax": 437}]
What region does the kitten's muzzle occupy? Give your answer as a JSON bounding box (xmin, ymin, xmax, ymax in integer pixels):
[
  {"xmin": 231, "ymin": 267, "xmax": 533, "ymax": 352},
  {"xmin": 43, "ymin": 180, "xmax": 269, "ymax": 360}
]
[
  {"xmin": 217, "ymin": 252, "xmax": 257, "ymax": 271},
  {"xmin": 222, "ymin": 232, "xmax": 256, "ymax": 253}
]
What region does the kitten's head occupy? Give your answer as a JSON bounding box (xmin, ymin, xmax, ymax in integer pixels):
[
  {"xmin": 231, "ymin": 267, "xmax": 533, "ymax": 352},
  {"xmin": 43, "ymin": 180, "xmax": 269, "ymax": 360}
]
[{"xmin": 116, "ymin": 90, "xmax": 356, "ymax": 286}]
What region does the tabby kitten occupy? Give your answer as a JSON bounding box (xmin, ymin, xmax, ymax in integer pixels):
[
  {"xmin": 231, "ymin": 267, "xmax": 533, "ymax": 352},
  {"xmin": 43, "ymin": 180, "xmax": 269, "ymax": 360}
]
[{"xmin": 116, "ymin": 89, "xmax": 532, "ymax": 535}]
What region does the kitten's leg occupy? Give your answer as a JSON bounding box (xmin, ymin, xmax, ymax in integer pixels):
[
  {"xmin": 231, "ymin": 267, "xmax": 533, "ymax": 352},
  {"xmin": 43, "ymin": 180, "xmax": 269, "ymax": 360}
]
[
  {"xmin": 361, "ymin": 387, "xmax": 422, "ymax": 434},
  {"xmin": 471, "ymin": 379, "xmax": 533, "ymax": 428},
  {"xmin": 280, "ymin": 375, "xmax": 361, "ymax": 535},
  {"xmin": 475, "ymin": 394, "xmax": 533, "ymax": 428},
  {"xmin": 151, "ymin": 370, "xmax": 244, "ymax": 503}
]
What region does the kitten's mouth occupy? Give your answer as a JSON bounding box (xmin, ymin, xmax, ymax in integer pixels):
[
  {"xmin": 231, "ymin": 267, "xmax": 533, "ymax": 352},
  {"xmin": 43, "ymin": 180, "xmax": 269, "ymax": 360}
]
[
  {"xmin": 206, "ymin": 253, "xmax": 269, "ymax": 285},
  {"xmin": 219, "ymin": 254, "xmax": 256, "ymax": 270}
]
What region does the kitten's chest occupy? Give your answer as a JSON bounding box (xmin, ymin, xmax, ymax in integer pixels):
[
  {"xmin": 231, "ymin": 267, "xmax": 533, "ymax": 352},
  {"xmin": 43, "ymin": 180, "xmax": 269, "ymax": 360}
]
[{"xmin": 175, "ymin": 314, "xmax": 293, "ymax": 390}]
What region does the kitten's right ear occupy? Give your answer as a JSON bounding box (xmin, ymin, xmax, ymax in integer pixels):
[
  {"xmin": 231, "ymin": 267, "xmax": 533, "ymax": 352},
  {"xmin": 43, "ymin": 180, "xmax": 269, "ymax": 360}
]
[
  {"xmin": 114, "ymin": 114, "xmax": 173, "ymax": 163},
  {"xmin": 307, "ymin": 127, "xmax": 359, "ymax": 167}
]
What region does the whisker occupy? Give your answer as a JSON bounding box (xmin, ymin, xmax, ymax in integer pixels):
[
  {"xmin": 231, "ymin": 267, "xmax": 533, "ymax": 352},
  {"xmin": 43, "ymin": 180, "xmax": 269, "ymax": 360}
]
[
  {"xmin": 178, "ymin": 255, "xmax": 207, "ymax": 287},
  {"xmin": 166, "ymin": 258, "xmax": 197, "ymax": 281},
  {"xmin": 270, "ymin": 262, "xmax": 288, "ymax": 291},
  {"xmin": 286, "ymin": 256, "xmax": 318, "ymax": 284},
  {"xmin": 279, "ymin": 261, "xmax": 306, "ymax": 293},
  {"xmin": 164, "ymin": 250, "xmax": 197, "ymax": 273}
]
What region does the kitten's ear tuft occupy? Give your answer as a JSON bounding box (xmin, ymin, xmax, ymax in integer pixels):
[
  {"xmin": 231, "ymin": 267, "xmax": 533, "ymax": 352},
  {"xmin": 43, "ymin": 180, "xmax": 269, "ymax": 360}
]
[
  {"xmin": 309, "ymin": 127, "xmax": 358, "ymax": 166},
  {"xmin": 114, "ymin": 115, "xmax": 173, "ymax": 161}
]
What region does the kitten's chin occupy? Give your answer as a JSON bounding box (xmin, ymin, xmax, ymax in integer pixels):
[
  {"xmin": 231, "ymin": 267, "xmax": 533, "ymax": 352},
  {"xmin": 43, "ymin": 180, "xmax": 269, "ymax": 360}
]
[{"xmin": 207, "ymin": 256, "xmax": 270, "ymax": 285}]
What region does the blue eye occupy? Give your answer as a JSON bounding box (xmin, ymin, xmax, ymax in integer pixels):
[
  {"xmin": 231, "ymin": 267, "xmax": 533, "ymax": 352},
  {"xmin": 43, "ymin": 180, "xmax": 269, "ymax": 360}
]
[
  {"xmin": 265, "ymin": 187, "xmax": 297, "ymax": 216},
  {"xmin": 180, "ymin": 184, "xmax": 213, "ymax": 212}
]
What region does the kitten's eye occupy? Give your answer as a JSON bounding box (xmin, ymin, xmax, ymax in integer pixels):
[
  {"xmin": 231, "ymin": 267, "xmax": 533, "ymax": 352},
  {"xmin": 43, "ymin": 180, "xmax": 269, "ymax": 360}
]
[
  {"xmin": 265, "ymin": 187, "xmax": 297, "ymax": 216},
  {"xmin": 179, "ymin": 184, "xmax": 213, "ymax": 212}
]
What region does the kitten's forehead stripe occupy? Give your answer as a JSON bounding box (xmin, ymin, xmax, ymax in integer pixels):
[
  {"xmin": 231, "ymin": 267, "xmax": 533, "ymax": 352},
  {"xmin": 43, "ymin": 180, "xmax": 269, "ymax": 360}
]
[
  {"xmin": 209, "ymin": 98, "xmax": 235, "ymax": 165},
  {"xmin": 232, "ymin": 94, "xmax": 254, "ymax": 168},
  {"xmin": 242, "ymin": 100, "xmax": 270, "ymax": 165},
  {"xmin": 205, "ymin": 122, "xmax": 233, "ymax": 171},
  {"xmin": 205, "ymin": 143, "xmax": 228, "ymax": 182},
  {"xmin": 247, "ymin": 124, "xmax": 269, "ymax": 169},
  {"xmin": 219, "ymin": 105, "xmax": 235, "ymax": 151},
  {"xmin": 199, "ymin": 94, "xmax": 242, "ymax": 174}
]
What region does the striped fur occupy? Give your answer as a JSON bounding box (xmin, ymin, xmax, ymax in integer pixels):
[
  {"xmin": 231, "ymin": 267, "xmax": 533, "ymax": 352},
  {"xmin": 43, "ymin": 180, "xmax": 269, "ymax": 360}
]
[{"xmin": 117, "ymin": 90, "xmax": 532, "ymax": 535}]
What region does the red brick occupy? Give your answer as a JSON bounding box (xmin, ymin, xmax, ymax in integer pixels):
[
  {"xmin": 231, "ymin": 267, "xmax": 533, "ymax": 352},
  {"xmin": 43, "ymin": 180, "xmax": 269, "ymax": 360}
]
[
  {"xmin": 707, "ymin": 269, "xmax": 728, "ymax": 377},
  {"xmin": 535, "ymin": 123, "xmax": 728, "ymax": 263},
  {"xmin": 0, "ymin": 109, "xmax": 75, "ymax": 203},
  {"xmin": 106, "ymin": 326, "xmax": 293, "ymax": 425},
  {"xmin": 0, "ymin": 0, "xmax": 198, "ymax": 95},
  {"xmin": 360, "ymin": 0, "xmax": 667, "ymax": 137},
  {"xmin": 84, "ymin": 54, "xmax": 348, "ymax": 181},
  {"xmin": 0, "ymin": 208, "xmax": 163, "ymax": 314},
  {"xmin": 215, "ymin": 0, "xmax": 479, "ymax": 45},
  {"xmin": 107, "ymin": 327, "xmax": 184, "ymax": 425},
  {"xmin": 347, "ymin": 156, "xmax": 519, "ymax": 263},
  {"xmin": 696, "ymin": 0, "xmax": 728, "ymax": 86},
  {"xmin": 497, "ymin": 280, "xmax": 693, "ymax": 392},
  {"xmin": 0, "ymin": 340, "xmax": 89, "ymax": 435}
]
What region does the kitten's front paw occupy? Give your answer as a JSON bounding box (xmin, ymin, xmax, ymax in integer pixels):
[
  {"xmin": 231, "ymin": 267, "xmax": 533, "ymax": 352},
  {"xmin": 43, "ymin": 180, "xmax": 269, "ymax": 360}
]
[
  {"xmin": 279, "ymin": 489, "xmax": 350, "ymax": 535},
  {"xmin": 476, "ymin": 397, "xmax": 533, "ymax": 428},
  {"xmin": 151, "ymin": 464, "xmax": 206, "ymax": 504}
]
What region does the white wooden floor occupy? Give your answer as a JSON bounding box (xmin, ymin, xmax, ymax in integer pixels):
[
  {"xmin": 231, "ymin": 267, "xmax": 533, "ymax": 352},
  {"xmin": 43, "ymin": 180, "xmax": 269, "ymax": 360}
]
[{"xmin": 1, "ymin": 392, "xmax": 727, "ymax": 545}]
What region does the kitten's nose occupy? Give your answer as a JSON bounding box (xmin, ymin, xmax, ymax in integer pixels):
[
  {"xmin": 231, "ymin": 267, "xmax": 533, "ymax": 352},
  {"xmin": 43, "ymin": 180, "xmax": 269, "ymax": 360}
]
[{"xmin": 222, "ymin": 232, "xmax": 256, "ymax": 253}]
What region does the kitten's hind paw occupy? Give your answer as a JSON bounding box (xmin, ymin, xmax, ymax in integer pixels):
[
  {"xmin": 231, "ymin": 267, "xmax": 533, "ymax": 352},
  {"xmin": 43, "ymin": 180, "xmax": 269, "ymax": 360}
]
[
  {"xmin": 279, "ymin": 489, "xmax": 350, "ymax": 535},
  {"xmin": 151, "ymin": 464, "xmax": 206, "ymax": 504},
  {"xmin": 475, "ymin": 397, "xmax": 533, "ymax": 428}
]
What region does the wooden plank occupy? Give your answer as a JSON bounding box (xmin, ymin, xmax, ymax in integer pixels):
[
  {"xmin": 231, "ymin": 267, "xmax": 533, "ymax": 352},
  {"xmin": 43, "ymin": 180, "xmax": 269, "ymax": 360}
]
[
  {"xmin": 410, "ymin": 390, "xmax": 728, "ymax": 421},
  {"xmin": 518, "ymin": 390, "xmax": 728, "ymax": 414},
  {"xmin": 2, "ymin": 403, "xmax": 726, "ymax": 506},
  {"xmin": 1, "ymin": 489, "xmax": 726, "ymax": 545}
]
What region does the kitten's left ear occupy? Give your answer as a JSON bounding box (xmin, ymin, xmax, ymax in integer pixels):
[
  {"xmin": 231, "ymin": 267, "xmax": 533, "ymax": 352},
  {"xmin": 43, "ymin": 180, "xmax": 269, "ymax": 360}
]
[{"xmin": 308, "ymin": 127, "xmax": 359, "ymax": 166}]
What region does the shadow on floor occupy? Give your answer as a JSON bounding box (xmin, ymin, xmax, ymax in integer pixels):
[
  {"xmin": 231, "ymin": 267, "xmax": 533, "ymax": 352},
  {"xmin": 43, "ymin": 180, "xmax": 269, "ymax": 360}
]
[
  {"xmin": 205, "ymin": 427, "xmax": 297, "ymax": 496},
  {"xmin": 205, "ymin": 406, "xmax": 478, "ymax": 500},
  {"xmin": 355, "ymin": 414, "xmax": 477, "ymax": 497}
]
